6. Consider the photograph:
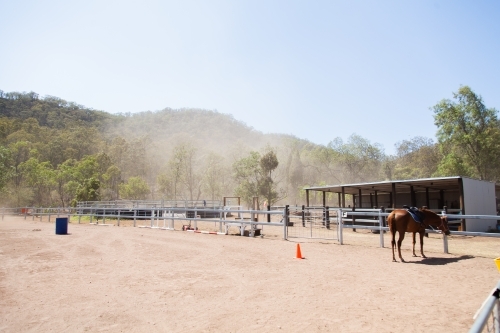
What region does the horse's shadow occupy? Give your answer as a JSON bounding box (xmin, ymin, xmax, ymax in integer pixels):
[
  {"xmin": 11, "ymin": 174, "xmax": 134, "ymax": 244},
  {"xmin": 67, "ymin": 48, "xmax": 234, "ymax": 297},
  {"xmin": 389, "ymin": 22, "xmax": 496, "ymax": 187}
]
[{"xmin": 410, "ymin": 255, "xmax": 474, "ymax": 265}]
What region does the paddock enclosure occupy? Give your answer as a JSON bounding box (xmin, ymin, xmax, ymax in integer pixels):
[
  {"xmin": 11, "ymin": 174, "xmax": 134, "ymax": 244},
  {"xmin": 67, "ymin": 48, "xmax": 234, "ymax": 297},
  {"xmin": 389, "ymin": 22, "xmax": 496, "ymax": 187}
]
[{"xmin": 1, "ymin": 214, "xmax": 499, "ymax": 333}]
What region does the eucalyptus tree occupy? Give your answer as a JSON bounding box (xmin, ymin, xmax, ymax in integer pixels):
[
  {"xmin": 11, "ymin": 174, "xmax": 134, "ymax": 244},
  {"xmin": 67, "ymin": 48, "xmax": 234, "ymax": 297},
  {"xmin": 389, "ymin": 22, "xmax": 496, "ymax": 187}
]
[
  {"xmin": 233, "ymin": 149, "xmax": 284, "ymax": 208},
  {"xmin": 392, "ymin": 137, "xmax": 439, "ymax": 180},
  {"xmin": 101, "ymin": 165, "xmax": 122, "ymax": 200},
  {"xmin": 328, "ymin": 134, "xmax": 384, "ymax": 183},
  {"xmin": 233, "ymin": 151, "xmax": 261, "ymax": 207},
  {"xmin": 19, "ymin": 157, "xmax": 56, "ymax": 206},
  {"xmin": 203, "ymin": 152, "xmax": 228, "ymax": 201},
  {"xmin": 55, "ymin": 159, "xmax": 78, "ymax": 207},
  {"xmin": 259, "ymin": 149, "xmax": 285, "ymax": 206},
  {"xmin": 0, "ymin": 145, "xmax": 12, "ymax": 193},
  {"xmin": 118, "ymin": 176, "xmax": 150, "ymax": 200},
  {"xmin": 433, "ymin": 86, "xmax": 500, "ymax": 180},
  {"xmin": 157, "ymin": 142, "xmax": 200, "ymax": 200}
]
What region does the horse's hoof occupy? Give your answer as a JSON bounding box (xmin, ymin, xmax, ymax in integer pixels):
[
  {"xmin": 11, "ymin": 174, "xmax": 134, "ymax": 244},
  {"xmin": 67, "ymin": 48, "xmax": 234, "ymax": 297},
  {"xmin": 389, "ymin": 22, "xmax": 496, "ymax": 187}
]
[
  {"xmin": 412, "ymin": 254, "xmax": 417, "ymax": 257},
  {"xmin": 392, "ymin": 259, "xmax": 397, "ymax": 262}
]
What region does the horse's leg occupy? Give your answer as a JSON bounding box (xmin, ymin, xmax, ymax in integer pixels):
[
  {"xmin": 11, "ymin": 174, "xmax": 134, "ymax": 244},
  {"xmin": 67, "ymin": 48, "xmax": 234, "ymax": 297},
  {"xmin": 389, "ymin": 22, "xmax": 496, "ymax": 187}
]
[
  {"xmin": 419, "ymin": 231, "xmax": 426, "ymax": 258},
  {"xmin": 397, "ymin": 231, "xmax": 406, "ymax": 262},
  {"xmin": 412, "ymin": 232, "xmax": 417, "ymax": 257},
  {"xmin": 391, "ymin": 231, "xmax": 397, "ymax": 262}
]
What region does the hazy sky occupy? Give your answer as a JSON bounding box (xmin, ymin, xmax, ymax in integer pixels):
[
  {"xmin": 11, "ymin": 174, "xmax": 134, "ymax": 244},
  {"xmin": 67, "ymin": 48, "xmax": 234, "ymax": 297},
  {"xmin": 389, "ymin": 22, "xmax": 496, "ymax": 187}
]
[{"xmin": 1, "ymin": 0, "xmax": 499, "ymax": 154}]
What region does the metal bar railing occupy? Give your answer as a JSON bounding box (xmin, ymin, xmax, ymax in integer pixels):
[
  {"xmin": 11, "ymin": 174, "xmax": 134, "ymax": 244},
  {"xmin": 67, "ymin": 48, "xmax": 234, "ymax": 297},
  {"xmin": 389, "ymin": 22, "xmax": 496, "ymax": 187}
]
[{"xmin": 469, "ymin": 280, "xmax": 500, "ymax": 333}]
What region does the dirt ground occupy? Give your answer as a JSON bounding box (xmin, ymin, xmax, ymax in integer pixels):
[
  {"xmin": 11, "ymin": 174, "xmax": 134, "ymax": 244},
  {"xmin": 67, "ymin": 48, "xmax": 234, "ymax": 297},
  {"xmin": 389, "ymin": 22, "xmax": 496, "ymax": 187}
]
[{"xmin": 1, "ymin": 215, "xmax": 499, "ymax": 333}]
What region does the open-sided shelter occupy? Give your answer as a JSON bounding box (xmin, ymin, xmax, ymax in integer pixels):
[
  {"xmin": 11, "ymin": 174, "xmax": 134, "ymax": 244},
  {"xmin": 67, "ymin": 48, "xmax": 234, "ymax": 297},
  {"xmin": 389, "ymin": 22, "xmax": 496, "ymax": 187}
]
[{"xmin": 304, "ymin": 176, "xmax": 499, "ymax": 232}]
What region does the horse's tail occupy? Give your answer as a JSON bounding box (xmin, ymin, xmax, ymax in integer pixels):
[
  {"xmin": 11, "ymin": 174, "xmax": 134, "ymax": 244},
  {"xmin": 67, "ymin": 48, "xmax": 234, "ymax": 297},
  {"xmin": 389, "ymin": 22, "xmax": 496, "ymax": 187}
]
[{"xmin": 387, "ymin": 211, "xmax": 396, "ymax": 234}]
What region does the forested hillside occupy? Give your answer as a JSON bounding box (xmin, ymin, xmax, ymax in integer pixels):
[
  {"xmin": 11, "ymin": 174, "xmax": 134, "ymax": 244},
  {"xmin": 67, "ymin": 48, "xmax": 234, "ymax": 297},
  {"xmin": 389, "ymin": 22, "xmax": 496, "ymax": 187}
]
[{"xmin": 0, "ymin": 86, "xmax": 498, "ymax": 208}]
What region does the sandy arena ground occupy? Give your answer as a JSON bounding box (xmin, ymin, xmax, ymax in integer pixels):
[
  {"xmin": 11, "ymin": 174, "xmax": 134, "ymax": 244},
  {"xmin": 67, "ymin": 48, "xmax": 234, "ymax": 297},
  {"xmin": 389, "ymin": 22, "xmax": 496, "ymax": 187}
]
[{"xmin": 1, "ymin": 215, "xmax": 499, "ymax": 333}]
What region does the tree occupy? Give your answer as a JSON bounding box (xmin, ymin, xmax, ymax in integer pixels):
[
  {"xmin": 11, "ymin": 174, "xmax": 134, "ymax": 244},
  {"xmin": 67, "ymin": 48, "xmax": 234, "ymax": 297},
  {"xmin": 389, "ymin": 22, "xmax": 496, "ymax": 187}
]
[
  {"xmin": 157, "ymin": 143, "xmax": 201, "ymax": 200},
  {"xmin": 180, "ymin": 144, "xmax": 202, "ymax": 201},
  {"xmin": 233, "ymin": 149, "xmax": 285, "ymax": 207},
  {"xmin": 329, "ymin": 134, "xmax": 384, "ymax": 183},
  {"xmin": 433, "ymin": 86, "xmax": 500, "ymax": 180},
  {"xmin": 203, "ymin": 152, "xmax": 230, "ymax": 201},
  {"xmin": 233, "ymin": 151, "xmax": 261, "ymax": 207},
  {"xmin": 19, "ymin": 157, "xmax": 56, "ymax": 206},
  {"xmin": 69, "ymin": 156, "xmax": 106, "ymax": 205},
  {"xmin": 74, "ymin": 177, "xmax": 100, "ymax": 204},
  {"xmin": 119, "ymin": 176, "xmax": 150, "ymax": 200},
  {"xmin": 0, "ymin": 145, "xmax": 12, "ymax": 193},
  {"xmin": 55, "ymin": 159, "xmax": 78, "ymax": 207},
  {"xmin": 101, "ymin": 165, "xmax": 122, "ymax": 200},
  {"xmin": 157, "ymin": 144, "xmax": 188, "ymax": 200},
  {"xmin": 259, "ymin": 150, "xmax": 283, "ymax": 206},
  {"xmin": 392, "ymin": 137, "xmax": 439, "ymax": 180}
]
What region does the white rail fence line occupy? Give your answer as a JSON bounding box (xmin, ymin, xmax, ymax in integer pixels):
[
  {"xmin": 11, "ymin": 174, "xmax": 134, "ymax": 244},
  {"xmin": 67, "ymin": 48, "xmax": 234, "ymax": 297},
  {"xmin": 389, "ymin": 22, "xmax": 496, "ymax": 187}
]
[
  {"xmin": 2, "ymin": 206, "xmax": 500, "ymax": 247},
  {"xmin": 469, "ymin": 280, "xmax": 500, "ymax": 333}
]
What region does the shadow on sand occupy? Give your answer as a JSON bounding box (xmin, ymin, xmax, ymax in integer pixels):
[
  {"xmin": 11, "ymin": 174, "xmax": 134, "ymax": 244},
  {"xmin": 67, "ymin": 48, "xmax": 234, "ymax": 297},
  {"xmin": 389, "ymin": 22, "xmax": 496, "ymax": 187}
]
[{"xmin": 411, "ymin": 255, "xmax": 475, "ymax": 265}]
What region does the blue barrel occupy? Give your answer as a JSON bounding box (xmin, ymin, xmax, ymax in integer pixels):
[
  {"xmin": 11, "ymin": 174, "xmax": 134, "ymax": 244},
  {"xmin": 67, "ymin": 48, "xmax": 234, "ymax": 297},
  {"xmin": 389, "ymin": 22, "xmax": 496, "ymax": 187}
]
[{"xmin": 55, "ymin": 217, "xmax": 68, "ymax": 235}]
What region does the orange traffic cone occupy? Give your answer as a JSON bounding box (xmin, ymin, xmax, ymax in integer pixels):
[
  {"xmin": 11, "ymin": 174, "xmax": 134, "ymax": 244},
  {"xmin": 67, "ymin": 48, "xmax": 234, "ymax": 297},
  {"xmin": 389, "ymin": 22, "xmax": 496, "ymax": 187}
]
[{"xmin": 295, "ymin": 243, "xmax": 304, "ymax": 259}]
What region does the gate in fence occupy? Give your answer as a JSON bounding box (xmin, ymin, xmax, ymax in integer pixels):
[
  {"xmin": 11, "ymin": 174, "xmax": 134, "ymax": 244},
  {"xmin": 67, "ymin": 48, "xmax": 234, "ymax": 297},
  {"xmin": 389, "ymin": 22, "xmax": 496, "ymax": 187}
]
[{"xmin": 286, "ymin": 206, "xmax": 339, "ymax": 240}]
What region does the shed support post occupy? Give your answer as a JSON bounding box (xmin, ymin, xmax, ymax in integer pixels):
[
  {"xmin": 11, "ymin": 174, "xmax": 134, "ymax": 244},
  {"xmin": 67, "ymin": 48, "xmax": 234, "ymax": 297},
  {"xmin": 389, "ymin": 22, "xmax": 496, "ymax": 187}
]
[
  {"xmin": 391, "ymin": 183, "xmax": 397, "ymax": 209},
  {"xmin": 410, "ymin": 186, "xmax": 416, "ymax": 207},
  {"xmin": 458, "ymin": 178, "xmax": 466, "ymax": 231}
]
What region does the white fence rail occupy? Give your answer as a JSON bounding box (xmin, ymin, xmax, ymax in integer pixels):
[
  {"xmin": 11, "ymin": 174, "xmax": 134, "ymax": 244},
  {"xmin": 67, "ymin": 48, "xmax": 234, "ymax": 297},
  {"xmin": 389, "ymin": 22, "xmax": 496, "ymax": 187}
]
[
  {"xmin": 469, "ymin": 280, "xmax": 500, "ymax": 333},
  {"xmin": 2, "ymin": 206, "xmax": 500, "ymax": 249}
]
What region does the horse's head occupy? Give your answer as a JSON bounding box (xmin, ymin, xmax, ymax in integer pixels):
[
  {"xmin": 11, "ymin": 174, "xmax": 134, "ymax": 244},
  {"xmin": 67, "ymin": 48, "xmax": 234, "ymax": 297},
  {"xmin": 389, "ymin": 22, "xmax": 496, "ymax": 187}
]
[
  {"xmin": 438, "ymin": 216, "xmax": 451, "ymax": 235},
  {"xmin": 422, "ymin": 209, "xmax": 451, "ymax": 235}
]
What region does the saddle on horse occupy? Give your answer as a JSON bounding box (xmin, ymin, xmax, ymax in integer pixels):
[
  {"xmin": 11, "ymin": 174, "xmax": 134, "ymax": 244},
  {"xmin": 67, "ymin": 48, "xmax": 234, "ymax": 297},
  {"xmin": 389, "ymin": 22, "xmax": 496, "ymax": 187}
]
[{"xmin": 402, "ymin": 205, "xmax": 425, "ymax": 223}]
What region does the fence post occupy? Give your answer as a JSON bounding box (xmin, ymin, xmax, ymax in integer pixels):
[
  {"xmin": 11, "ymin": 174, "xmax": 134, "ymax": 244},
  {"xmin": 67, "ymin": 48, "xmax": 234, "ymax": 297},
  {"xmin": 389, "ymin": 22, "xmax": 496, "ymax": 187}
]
[
  {"xmin": 219, "ymin": 208, "xmax": 223, "ymax": 233},
  {"xmin": 352, "ymin": 206, "xmax": 356, "ymax": 232},
  {"xmin": 338, "ymin": 208, "xmax": 344, "ymax": 245},
  {"xmin": 379, "ymin": 208, "xmax": 384, "ymax": 248},
  {"xmin": 443, "ymin": 233, "xmax": 449, "ymax": 254},
  {"xmin": 441, "ymin": 207, "xmax": 449, "ymax": 254},
  {"xmin": 325, "ymin": 206, "xmax": 330, "ymax": 229},
  {"xmin": 24, "ymin": 207, "xmax": 27, "ymax": 220},
  {"xmin": 117, "ymin": 209, "xmax": 121, "ymax": 227},
  {"xmin": 193, "ymin": 208, "xmax": 197, "ymax": 231},
  {"xmin": 283, "ymin": 205, "xmax": 289, "ymax": 240},
  {"xmin": 301, "ymin": 205, "xmax": 305, "ymax": 227},
  {"xmin": 171, "ymin": 210, "xmax": 175, "ymax": 230},
  {"xmin": 133, "ymin": 208, "xmax": 137, "ymax": 227},
  {"xmin": 267, "ymin": 204, "xmax": 271, "ymax": 223}
]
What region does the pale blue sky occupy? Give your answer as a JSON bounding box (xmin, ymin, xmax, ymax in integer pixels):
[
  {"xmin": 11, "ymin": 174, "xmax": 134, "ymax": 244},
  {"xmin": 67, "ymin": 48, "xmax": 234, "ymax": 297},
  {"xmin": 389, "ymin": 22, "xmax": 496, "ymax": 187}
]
[{"xmin": 1, "ymin": 0, "xmax": 499, "ymax": 154}]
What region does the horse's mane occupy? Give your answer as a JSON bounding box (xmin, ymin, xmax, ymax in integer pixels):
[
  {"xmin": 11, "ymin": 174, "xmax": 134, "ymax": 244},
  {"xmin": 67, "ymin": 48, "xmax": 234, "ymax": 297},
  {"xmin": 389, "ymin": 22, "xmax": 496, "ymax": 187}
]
[{"xmin": 420, "ymin": 208, "xmax": 447, "ymax": 224}]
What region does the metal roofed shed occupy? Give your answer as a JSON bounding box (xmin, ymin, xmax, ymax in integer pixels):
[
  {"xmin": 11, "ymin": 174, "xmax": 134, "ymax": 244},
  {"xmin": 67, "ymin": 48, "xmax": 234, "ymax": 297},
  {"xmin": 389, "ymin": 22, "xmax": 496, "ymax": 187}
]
[{"xmin": 304, "ymin": 176, "xmax": 500, "ymax": 232}]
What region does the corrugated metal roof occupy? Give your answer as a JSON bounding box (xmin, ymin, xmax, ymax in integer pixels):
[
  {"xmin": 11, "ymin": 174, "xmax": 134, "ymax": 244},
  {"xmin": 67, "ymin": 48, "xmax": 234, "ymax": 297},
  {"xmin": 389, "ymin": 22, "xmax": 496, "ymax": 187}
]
[{"xmin": 305, "ymin": 176, "xmax": 499, "ymax": 195}]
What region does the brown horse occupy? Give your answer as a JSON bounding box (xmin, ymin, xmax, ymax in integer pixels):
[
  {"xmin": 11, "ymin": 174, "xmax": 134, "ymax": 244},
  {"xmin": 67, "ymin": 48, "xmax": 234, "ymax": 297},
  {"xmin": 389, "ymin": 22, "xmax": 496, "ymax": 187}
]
[{"xmin": 387, "ymin": 208, "xmax": 450, "ymax": 262}]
